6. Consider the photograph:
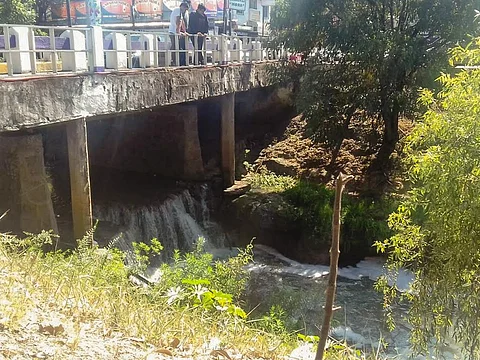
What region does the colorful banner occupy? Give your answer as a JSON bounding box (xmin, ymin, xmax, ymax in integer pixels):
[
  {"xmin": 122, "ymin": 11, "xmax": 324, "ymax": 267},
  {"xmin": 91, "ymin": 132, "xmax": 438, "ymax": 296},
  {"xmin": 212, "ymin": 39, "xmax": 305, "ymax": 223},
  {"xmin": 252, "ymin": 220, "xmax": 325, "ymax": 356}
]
[
  {"xmin": 135, "ymin": 0, "xmax": 163, "ymax": 21},
  {"xmin": 73, "ymin": 1, "xmax": 88, "ymax": 20},
  {"xmin": 101, "ymin": 0, "xmax": 132, "ymax": 22},
  {"xmin": 217, "ymin": 0, "xmax": 224, "ymax": 17},
  {"xmin": 191, "ymin": 0, "xmax": 217, "ymax": 17},
  {"xmin": 163, "ymin": 0, "xmax": 179, "ymax": 11},
  {"xmin": 51, "ymin": 1, "xmax": 88, "ymax": 23},
  {"xmin": 165, "ymin": 0, "xmax": 219, "ymax": 18},
  {"xmin": 51, "ymin": 2, "xmax": 74, "ymax": 21},
  {"xmin": 87, "ymin": 0, "xmax": 102, "ymax": 25}
]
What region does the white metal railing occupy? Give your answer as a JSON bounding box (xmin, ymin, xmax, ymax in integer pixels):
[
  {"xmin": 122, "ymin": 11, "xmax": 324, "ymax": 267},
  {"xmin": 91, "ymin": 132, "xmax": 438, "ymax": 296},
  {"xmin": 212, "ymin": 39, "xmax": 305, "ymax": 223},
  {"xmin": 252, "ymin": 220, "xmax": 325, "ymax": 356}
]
[
  {"xmin": 0, "ymin": 24, "xmax": 287, "ymax": 77},
  {"xmin": 0, "ymin": 24, "xmax": 92, "ymax": 76}
]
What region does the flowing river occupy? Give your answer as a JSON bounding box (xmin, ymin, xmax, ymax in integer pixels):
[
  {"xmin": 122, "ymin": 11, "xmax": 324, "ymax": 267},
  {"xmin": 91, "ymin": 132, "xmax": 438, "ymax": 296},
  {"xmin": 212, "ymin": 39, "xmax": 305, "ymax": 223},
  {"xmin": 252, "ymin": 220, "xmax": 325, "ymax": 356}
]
[{"xmin": 93, "ymin": 185, "xmax": 461, "ymax": 360}]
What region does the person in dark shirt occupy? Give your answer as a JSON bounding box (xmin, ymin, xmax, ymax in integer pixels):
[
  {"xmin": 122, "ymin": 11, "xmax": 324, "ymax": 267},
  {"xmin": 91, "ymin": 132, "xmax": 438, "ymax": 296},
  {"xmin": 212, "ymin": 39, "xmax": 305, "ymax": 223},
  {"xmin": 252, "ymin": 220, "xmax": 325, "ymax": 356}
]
[{"xmin": 188, "ymin": 4, "xmax": 209, "ymax": 65}]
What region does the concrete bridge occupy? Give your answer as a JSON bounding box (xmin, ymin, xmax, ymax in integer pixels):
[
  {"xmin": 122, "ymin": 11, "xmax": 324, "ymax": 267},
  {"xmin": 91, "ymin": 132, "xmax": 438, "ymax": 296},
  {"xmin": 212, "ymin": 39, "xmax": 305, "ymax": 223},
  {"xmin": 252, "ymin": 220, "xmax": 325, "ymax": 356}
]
[{"xmin": 0, "ymin": 24, "xmax": 286, "ymax": 242}]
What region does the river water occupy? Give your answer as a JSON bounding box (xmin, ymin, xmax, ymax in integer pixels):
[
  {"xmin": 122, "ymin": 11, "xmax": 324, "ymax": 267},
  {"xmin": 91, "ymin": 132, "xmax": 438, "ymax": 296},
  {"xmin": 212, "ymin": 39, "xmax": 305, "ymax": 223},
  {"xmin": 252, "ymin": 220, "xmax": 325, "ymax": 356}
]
[{"xmin": 93, "ymin": 186, "xmax": 461, "ymax": 359}]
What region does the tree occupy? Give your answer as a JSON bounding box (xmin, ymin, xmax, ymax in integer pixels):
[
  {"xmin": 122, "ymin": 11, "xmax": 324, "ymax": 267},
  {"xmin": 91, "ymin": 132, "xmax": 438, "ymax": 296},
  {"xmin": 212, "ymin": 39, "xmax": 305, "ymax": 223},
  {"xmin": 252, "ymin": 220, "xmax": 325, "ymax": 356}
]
[
  {"xmin": 0, "ymin": 0, "xmax": 36, "ymax": 24},
  {"xmin": 36, "ymin": 0, "xmax": 53, "ymax": 24},
  {"xmin": 376, "ymin": 40, "xmax": 480, "ymax": 359},
  {"xmin": 269, "ymin": 0, "xmax": 479, "ymax": 171}
]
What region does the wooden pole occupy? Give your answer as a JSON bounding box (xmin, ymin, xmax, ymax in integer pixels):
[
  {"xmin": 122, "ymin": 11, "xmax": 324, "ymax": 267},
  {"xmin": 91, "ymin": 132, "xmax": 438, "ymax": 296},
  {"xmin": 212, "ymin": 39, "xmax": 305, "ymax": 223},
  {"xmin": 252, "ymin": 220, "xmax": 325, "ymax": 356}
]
[
  {"xmin": 315, "ymin": 172, "xmax": 354, "ymax": 360},
  {"xmin": 66, "ymin": 0, "xmax": 73, "ymax": 27},
  {"xmin": 66, "ymin": 118, "xmax": 93, "ymax": 242}
]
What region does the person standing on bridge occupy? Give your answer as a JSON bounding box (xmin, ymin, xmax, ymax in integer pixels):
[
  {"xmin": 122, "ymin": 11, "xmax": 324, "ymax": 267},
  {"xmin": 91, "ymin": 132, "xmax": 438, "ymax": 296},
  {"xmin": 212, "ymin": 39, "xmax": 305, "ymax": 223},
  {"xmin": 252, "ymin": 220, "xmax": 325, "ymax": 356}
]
[
  {"xmin": 188, "ymin": 4, "xmax": 209, "ymax": 65},
  {"xmin": 169, "ymin": 1, "xmax": 190, "ymax": 66}
]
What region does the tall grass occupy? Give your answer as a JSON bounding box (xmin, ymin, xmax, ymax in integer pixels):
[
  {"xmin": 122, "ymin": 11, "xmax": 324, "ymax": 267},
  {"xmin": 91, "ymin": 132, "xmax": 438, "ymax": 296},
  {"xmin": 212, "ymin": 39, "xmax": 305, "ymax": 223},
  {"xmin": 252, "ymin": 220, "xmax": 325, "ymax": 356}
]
[{"xmin": 0, "ymin": 230, "xmax": 385, "ymax": 359}]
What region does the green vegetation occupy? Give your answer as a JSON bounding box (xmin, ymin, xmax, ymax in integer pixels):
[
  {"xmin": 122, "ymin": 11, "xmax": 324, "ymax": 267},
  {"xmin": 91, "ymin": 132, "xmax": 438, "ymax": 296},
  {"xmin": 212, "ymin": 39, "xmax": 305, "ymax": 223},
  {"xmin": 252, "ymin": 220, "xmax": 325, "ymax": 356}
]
[
  {"xmin": 284, "ymin": 181, "xmax": 393, "ymax": 257},
  {"xmin": 245, "ymin": 171, "xmax": 299, "ymax": 193},
  {"xmin": 0, "ymin": 231, "xmax": 292, "ymax": 357},
  {"xmin": 0, "ymin": 0, "xmax": 36, "ymax": 24},
  {"xmin": 0, "ymin": 0, "xmax": 64, "ymax": 24},
  {"xmin": 269, "ymin": 0, "xmax": 478, "ymax": 168},
  {"xmin": 376, "ymin": 40, "xmax": 480, "ymax": 359},
  {"xmin": 247, "ymin": 171, "xmax": 395, "ymax": 260},
  {"xmin": 0, "ymin": 230, "xmax": 386, "ymax": 359}
]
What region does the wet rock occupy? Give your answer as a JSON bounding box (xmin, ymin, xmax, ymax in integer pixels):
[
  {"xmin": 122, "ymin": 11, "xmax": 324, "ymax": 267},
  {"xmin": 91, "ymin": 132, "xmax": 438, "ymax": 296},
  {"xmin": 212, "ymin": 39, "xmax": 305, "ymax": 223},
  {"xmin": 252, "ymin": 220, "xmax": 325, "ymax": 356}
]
[
  {"xmin": 223, "ymin": 191, "xmax": 303, "ymax": 258},
  {"xmin": 223, "ymin": 181, "xmax": 251, "ymax": 197}
]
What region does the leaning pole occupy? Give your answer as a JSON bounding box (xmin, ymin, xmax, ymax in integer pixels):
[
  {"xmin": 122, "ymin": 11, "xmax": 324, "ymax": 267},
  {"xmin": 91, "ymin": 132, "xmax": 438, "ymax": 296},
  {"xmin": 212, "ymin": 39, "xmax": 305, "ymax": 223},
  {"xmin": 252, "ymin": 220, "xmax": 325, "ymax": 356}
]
[{"xmin": 315, "ymin": 172, "xmax": 354, "ymax": 360}]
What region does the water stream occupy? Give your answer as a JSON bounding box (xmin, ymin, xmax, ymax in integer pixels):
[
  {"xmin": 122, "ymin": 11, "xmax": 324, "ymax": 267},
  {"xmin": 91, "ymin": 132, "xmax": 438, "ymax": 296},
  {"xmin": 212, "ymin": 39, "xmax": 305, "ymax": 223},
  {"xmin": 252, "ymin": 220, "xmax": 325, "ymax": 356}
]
[
  {"xmin": 93, "ymin": 184, "xmax": 227, "ymax": 263},
  {"xmin": 92, "ymin": 186, "xmax": 461, "ymax": 359}
]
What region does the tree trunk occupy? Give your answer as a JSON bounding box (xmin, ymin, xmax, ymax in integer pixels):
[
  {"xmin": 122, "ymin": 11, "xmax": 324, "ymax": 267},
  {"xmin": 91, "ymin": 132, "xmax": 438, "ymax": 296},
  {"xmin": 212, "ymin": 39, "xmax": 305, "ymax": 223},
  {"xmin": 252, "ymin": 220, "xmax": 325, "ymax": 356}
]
[
  {"xmin": 328, "ymin": 108, "xmax": 355, "ymax": 170},
  {"xmin": 315, "ymin": 172, "xmax": 354, "ymax": 360},
  {"xmin": 370, "ymin": 102, "xmax": 399, "ymax": 171}
]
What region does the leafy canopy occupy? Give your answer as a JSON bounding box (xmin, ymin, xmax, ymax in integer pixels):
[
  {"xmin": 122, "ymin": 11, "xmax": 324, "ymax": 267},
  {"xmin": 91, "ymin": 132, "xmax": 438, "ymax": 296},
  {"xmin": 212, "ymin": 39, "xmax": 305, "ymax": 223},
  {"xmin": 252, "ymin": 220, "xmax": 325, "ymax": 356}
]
[
  {"xmin": 376, "ymin": 39, "xmax": 480, "ymax": 359},
  {"xmin": 0, "ymin": 0, "xmax": 36, "ymax": 24},
  {"xmin": 270, "ymin": 0, "xmax": 479, "ymax": 165}
]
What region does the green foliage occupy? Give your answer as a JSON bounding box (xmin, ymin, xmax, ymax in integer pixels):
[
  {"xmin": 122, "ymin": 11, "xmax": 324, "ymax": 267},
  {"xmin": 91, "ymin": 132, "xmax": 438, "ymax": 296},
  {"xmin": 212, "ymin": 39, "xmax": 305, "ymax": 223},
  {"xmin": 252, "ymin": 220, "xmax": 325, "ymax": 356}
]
[
  {"xmin": 0, "ymin": 232, "xmax": 283, "ymax": 356},
  {"xmin": 270, "ymin": 0, "xmax": 479, "ymax": 165},
  {"xmin": 0, "ymin": 231, "xmax": 387, "ymax": 359},
  {"xmin": 376, "ymin": 40, "xmax": 480, "ymax": 359},
  {"xmin": 132, "ymin": 238, "xmax": 163, "ymax": 273},
  {"xmin": 246, "ymin": 170, "xmax": 298, "ymax": 193},
  {"xmin": 260, "ymin": 305, "xmax": 288, "ymax": 335},
  {"xmin": 284, "ymin": 181, "xmax": 394, "ymax": 258},
  {"xmin": 0, "ymin": 0, "xmax": 36, "ymax": 24},
  {"xmin": 298, "ymin": 333, "xmax": 319, "ymax": 343},
  {"xmin": 155, "ymin": 238, "xmax": 253, "ymax": 301}
]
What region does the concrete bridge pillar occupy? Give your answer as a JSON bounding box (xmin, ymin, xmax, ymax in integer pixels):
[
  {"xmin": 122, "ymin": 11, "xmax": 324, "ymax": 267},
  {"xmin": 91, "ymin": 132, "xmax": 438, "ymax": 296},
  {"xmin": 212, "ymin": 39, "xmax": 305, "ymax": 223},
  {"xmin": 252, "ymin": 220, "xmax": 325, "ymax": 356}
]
[
  {"xmin": 0, "ymin": 134, "xmax": 58, "ymax": 234},
  {"xmin": 66, "ymin": 119, "xmax": 93, "ymax": 241},
  {"xmin": 221, "ymin": 92, "xmax": 235, "ymax": 188}
]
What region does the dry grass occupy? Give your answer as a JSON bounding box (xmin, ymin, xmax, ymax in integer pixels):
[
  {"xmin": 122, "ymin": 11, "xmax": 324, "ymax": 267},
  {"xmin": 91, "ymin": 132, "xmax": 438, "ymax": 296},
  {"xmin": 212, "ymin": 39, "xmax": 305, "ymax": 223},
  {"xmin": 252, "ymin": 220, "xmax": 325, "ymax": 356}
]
[{"xmin": 0, "ymin": 231, "xmax": 384, "ymax": 360}]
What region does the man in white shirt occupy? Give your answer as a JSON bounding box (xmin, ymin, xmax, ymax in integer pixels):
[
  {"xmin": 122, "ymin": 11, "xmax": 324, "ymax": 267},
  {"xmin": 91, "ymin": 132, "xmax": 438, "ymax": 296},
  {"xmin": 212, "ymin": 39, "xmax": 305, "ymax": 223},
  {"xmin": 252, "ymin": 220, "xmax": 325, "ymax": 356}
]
[{"xmin": 169, "ymin": 1, "xmax": 189, "ymax": 66}]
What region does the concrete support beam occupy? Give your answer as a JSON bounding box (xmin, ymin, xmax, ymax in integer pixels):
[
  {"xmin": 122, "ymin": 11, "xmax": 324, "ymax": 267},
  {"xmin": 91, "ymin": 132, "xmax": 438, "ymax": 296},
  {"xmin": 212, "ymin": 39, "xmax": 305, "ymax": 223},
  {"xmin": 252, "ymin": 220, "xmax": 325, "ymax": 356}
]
[
  {"xmin": 66, "ymin": 119, "xmax": 93, "ymax": 241},
  {"xmin": 221, "ymin": 92, "xmax": 235, "ymax": 188},
  {"xmin": 0, "ymin": 134, "xmax": 58, "ymax": 234},
  {"xmin": 183, "ymin": 105, "xmax": 205, "ymax": 180}
]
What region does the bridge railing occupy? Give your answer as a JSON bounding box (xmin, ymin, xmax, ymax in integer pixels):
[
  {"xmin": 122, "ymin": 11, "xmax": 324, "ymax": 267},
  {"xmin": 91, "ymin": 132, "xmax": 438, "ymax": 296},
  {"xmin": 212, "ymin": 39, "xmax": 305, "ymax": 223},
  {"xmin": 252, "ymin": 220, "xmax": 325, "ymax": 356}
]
[
  {"xmin": 0, "ymin": 25, "xmax": 92, "ymax": 76},
  {"xmin": 0, "ymin": 24, "xmax": 286, "ymax": 77}
]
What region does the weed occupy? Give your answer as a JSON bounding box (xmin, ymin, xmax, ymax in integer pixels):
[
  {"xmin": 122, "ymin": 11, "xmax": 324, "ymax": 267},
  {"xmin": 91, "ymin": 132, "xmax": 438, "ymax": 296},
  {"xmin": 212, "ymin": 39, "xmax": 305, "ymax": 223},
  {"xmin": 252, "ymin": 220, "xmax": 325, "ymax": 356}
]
[
  {"xmin": 0, "ymin": 231, "xmax": 385, "ymax": 359},
  {"xmin": 245, "ymin": 171, "xmax": 298, "ymax": 193},
  {"xmin": 283, "ymin": 181, "xmax": 395, "ymax": 260}
]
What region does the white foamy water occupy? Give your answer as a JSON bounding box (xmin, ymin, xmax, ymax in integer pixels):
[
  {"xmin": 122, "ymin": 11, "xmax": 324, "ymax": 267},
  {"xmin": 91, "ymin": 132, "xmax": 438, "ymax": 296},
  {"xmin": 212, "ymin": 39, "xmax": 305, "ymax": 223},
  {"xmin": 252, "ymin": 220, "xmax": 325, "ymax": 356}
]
[
  {"xmin": 93, "ymin": 186, "xmax": 225, "ymax": 260},
  {"xmin": 248, "ymin": 245, "xmax": 462, "ymax": 360},
  {"xmin": 251, "ymin": 244, "xmax": 414, "ymax": 291}
]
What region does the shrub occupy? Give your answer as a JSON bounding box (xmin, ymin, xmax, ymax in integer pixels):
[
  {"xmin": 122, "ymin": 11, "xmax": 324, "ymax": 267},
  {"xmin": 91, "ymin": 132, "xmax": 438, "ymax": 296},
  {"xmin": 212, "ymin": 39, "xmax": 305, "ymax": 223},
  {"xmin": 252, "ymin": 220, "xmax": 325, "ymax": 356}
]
[{"xmin": 284, "ymin": 181, "xmax": 394, "ymax": 260}]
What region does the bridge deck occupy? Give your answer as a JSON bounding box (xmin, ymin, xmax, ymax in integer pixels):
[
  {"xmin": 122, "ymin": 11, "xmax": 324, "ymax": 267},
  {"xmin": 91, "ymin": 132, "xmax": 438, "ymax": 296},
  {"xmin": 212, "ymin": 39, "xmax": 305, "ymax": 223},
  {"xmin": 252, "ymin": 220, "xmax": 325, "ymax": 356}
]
[{"xmin": 0, "ymin": 62, "xmax": 272, "ymax": 132}]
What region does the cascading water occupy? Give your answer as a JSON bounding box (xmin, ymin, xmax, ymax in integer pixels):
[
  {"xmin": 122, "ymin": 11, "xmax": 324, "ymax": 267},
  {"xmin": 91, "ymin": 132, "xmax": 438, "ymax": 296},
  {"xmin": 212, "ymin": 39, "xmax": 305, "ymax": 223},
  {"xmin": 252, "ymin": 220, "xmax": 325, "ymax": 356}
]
[
  {"xmin": 91, "ymin": 179, "xmax": 460, "ymax": 359},
  {"xmin": 93, "ymin": 185, "xmax": 227, "ymax": 263}
]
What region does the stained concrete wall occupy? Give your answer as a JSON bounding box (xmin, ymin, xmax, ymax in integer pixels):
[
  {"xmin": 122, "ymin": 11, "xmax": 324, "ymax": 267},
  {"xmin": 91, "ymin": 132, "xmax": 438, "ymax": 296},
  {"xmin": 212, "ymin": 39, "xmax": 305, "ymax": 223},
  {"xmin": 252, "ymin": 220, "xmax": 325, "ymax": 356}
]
[
  {"xmin": 87, "ymin": 104, "xmax": 204, "ymax": 180},
  {"xmin": 0, "ymin": 63, "xmax": 272, "ymax": 132},
  {"xmin": 0, "ymin": 134, "xmax": 58, "ymax": 234}
]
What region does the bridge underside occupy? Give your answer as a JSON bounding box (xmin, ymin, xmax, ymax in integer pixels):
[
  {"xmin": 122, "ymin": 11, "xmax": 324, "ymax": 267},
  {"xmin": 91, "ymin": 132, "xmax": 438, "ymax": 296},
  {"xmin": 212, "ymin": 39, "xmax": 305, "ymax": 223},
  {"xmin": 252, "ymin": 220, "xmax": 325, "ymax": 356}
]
[
  {"xmin": 0, "ymin": 76, "xmax": 292, "ymax": 244},
  {"xmin": 0, "ymin": 62, "xmax": 271, "ymax": 132}
]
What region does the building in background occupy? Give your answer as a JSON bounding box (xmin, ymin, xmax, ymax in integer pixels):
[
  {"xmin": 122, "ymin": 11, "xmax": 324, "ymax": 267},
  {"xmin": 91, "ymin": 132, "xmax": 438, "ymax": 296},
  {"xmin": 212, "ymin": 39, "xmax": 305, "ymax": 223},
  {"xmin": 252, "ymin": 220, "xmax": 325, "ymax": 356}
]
[{"xmin": 48, "ymin": 0, "xmax": 275, "ymax": 34}]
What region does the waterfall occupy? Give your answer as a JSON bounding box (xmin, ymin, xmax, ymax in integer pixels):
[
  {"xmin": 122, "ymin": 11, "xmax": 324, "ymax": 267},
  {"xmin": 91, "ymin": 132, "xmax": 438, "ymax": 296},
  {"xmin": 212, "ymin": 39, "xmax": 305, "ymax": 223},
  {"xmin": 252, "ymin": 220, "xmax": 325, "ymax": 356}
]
[{"xmin": 93, "ymin": 185, "xmax": 226, "ymax": 261}]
